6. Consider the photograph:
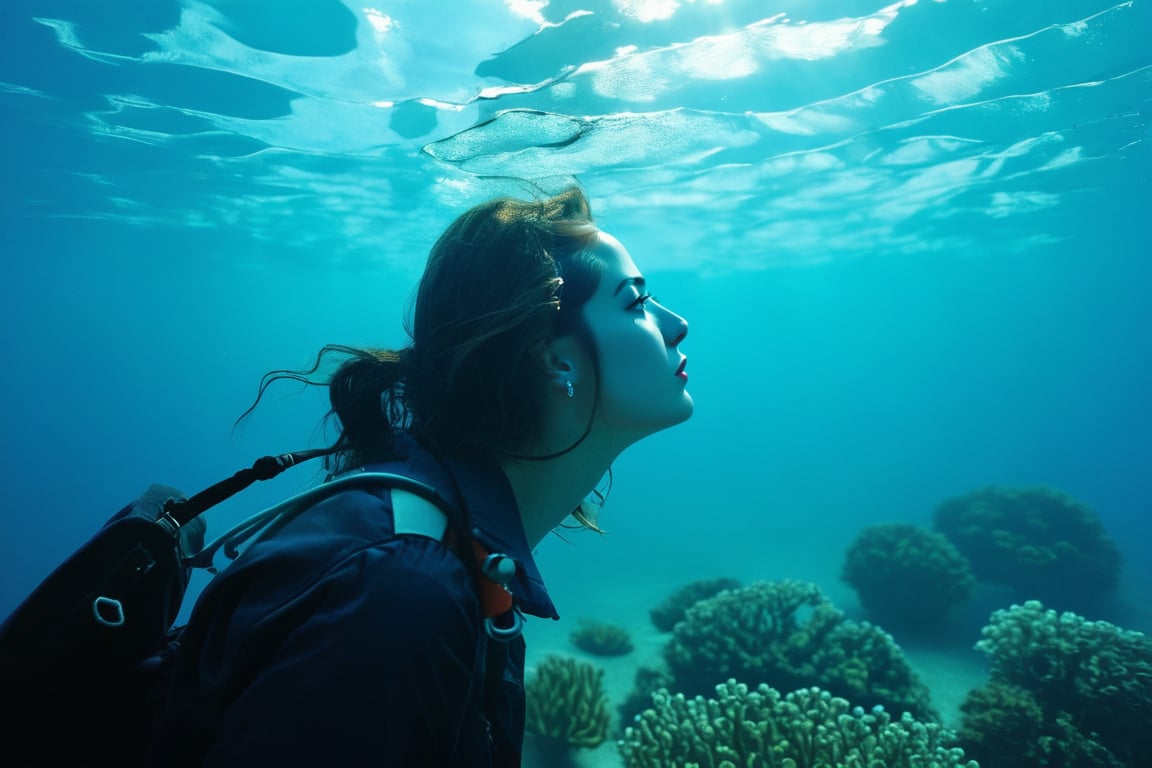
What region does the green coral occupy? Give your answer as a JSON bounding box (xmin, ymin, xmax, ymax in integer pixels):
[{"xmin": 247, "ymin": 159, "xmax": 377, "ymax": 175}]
[
  {"xmin": 619, "ymin": 679, "xmax": 977, "ymax": 768},
  {"xmin": 933, "ymin": 485, "xmax": 1121, "ymax": 608},
  {"xmin": 650, "ymin": 576, "xmax": 742, "ymax": 632},
  {"xmin": 618, "ymin": 666, "xmax": 674, "ymax": 737},
  {"xmin": 524, "ymin": 655, "xmax": 611, "ymax": 749},
  {"xmin": 842, "ymin": 523, "xmax": 974, "ymax": 633},
  {"xmin": 956, "ymin": 682, "xmax": 1043, "ymax": 761},
  {"xmin": 957, "ymin": 681, "xmax": 1126, "ymax": 768},
  {"xmin": 663, "ymin": 580, "xmax": 937, "ymax": 721},
  {"xmin": 958, "ymin": 600, "xmax": 1152, "ymax": 767},
  {"xmin": 570, "ymin": 618, "xmax": 634, "ymax": 656}
]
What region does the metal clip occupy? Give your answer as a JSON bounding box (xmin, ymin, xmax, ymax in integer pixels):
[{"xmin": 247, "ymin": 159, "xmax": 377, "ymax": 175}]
[{"xmin": 485, "ymin": 609, "xmax": 524, "ymax": 641}]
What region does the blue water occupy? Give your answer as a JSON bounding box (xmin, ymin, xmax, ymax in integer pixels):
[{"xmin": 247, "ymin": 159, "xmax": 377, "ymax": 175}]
[{"xmin": 2, "ymin": 0, "xmax": 1150, "ymax": 762}]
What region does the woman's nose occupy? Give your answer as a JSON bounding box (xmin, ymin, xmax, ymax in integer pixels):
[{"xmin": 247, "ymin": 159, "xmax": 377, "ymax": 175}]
[{"xmin": 664, "ymin": 309, "xmax": 688, "ymax": 347}]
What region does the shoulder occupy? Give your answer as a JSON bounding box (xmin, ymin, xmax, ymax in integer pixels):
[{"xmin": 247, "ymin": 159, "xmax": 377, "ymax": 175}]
[
  {"xmin": 192, "ymin": 484, "xmax": 476, "ymax": 629},
  {"xmin": 351, "ymin": 536, "xmax": 480, "ymax": 644}
]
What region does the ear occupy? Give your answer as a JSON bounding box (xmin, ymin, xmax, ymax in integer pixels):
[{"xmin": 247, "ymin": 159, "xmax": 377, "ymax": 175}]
[{"xmin": 528, "ymin": 336, "xmax": 580, "ymax": 389}]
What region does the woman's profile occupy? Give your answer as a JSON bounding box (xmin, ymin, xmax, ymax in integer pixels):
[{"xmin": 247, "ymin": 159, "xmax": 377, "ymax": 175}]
[{"xmin": 161, "ymin": 186, "xmax": 692, "ymax": 766}]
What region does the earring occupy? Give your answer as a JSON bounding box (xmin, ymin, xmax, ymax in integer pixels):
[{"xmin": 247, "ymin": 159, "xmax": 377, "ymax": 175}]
[{"xmin": 565, "ymin": 380, "xmax": 574, "ymax": 398}]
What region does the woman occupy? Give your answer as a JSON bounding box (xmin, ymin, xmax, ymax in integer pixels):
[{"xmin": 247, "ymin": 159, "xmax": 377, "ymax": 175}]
[{"xmin": 162, "ymin": 187, "xmax": 692, "ymax": 766}]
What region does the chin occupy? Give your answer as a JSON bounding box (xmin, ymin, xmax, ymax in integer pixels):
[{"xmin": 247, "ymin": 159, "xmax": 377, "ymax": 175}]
[
  {"xmin": 606, "ymin": 394, "xmax": 695, "ymax": 445},
  {"xmin": 660, "ymin": 392, "xmax": 696, "ymax": 426},
  {"xmin": 671, "ymin": 392, "xmax": 695, "ymax": 424},
  {"xmin": 649, "ymin": 399, "xmax": 696, "ymax": 436}
]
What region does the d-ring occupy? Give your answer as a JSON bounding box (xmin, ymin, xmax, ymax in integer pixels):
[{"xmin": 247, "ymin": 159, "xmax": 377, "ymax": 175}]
[{"xmin": 485, "ymin": 610, "xmax": 524, "ymax": 641}]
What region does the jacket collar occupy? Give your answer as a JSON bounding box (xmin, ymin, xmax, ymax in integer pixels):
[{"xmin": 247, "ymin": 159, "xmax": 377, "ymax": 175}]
[{"xmin": 365, "ymin": 432, "xmax": 560, "ymax": 621}]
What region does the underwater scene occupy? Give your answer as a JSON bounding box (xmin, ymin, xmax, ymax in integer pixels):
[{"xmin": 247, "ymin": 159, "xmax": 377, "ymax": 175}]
[{"xmin": 2, "ymin": 0, "xmax": 1150, "ymax": 766}]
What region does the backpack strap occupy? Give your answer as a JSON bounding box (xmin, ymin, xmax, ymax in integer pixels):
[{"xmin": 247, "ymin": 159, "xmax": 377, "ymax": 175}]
[
  {"xmin": 164, "ymin": 448, "xmax": 336, "ymax": 529},
  {"xmin": 187, "ymin": 472, "xmax": 458, "ymax": 568}
]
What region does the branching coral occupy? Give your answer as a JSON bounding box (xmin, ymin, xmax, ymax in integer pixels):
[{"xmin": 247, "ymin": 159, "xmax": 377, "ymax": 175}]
[
  {"xmin": 842, "ymin": 522, "xmax": 974, "ymax": 633},
  {"xmin": 524, "ymin": 655, "xmax": 611, "ymax": 749},
  {"xmin": 650, "ymin": 576, "xmax": 742, "ymax": 632},
  {"xmin": 959, "ymin": 600, "xmax": 1152, "ymax": 767},
  {"xmin": 618, "ymin": 666, "xmax": 675, "ymax": 737},
  {"xmin": 933, "ymin": 485, "xmax": 1121, "ymax": 608},
  {"xmin": 619, "ymin": 679, "xmax": 977, "ymax": 768},
  {"xmin": 570, "ymin": 618, "xmax": 634, "ymax": 656},
  {"xmin": 663, "ymin": 579, "xmax": 937, "ymax": 721}
]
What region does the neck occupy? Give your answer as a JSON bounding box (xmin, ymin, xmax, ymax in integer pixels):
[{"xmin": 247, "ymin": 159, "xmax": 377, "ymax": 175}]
[{"xmin": 497, "ymin": 429, "xmax": 622, "ymax": 548}]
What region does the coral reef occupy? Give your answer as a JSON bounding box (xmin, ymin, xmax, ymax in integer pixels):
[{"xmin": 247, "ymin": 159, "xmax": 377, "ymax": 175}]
[
  {"xmin": 619, "ymin": 679, "xmax": 977, "ymax": 768},
  {"xmin": 933, "ymin": 485, "xmax": 1121, "ymax": 609},
  {"xmin": 841, "ymin": 522, "xmax": 974, "ymax": 633},
  {"xmin": 663, "ymin": 580, "xmax": 937, "ymax": 721},
  {"xmin": 958, "ymin": 600, "xmax": 1152, "ymax": 767},
  {"xmin": 649, "ymin": 576, "xmax": 741, "ymax": 632},
  {"xmin": 569, "ymin": 618, "xmax": 634, "ymax": 656},
  {"xmin": 524, "ymin": 655, "xmax": 611, "ymax": 750}
]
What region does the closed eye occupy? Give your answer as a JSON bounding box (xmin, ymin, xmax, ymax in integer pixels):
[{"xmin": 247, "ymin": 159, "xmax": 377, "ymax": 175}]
[{"xmin": 627, "ymin": 292, "xmax": 654, "ymax": 310}]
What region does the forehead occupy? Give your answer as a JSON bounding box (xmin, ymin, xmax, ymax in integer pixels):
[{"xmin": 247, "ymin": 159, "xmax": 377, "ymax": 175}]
[{"xmin": 590, "ymin": 232, "xmax": 641, "ymax": 287}]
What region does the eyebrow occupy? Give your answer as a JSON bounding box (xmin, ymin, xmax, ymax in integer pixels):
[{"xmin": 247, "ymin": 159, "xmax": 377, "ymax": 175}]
[{"xmin": 613, "ymin": 276, "xmax": 647, "ymax": 296}]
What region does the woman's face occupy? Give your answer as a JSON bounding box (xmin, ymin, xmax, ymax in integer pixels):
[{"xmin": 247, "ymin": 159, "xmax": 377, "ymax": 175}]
[{"xmin": 579, "ymin": 232, "xmax": 693, "ymax": 443}]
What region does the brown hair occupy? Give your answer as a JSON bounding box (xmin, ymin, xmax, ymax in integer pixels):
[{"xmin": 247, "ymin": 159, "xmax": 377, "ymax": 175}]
[{"xmin": 239, "ymin": 187, "xmax": 606, "ymax": 521}]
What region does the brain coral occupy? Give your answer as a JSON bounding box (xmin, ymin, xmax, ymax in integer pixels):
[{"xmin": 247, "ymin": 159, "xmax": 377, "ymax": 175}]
[
  {"xmin": 842, "ymin": 522, "xmax": 974, "ymax": 633},
  {"xmin": 933, "ymin": 484, "xmax": 1121, "ymax": 608},
  {"xmin": 570, "ymin": 618, "xmax": 634, "ymax": 656},
  {"xmin": 663, "ymin": 579, "xmax": 936, "ymax": 721}
]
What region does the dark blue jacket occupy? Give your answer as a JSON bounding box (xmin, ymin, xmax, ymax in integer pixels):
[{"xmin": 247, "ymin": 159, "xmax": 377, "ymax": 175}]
[{"xmin": 164, "ymin": 433, "xmax": 559, "ymax": 766}]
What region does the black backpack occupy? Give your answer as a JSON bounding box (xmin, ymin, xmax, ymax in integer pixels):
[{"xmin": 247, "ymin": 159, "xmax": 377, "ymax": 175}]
[{"xmin": 0, "ymin": 449, "xmax": 482, "ymax": 767}]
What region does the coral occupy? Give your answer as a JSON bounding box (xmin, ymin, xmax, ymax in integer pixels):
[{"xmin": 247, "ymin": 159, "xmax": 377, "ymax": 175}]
[
  {"xmin": 663, "ymin": 580, "xmax": 937, "ymax": 721},
  {"xmin": 957, "ymin": 681, "xmax": 1045, "ymax": 762},
  {"xmin": 957, "ymin": 680, "xmax": 1126, "ymax": 768},
  {"xmin": 619, "ymin": 679, "xmax": 977, "ymax": 768},
  {"xmin": 570, "ymin": 618, "xmax": 634, "ymax": 656},
  {"xmin": 958, "ymin": 600, "xmax": 1152, "ymax": 768},
  {"xmin": 524, "ymin": 655, "xmax": 611, "ymax": 749},
  {"xmin": 841, "ymin": 523, "xmax": 974, "ymax": 633},
  {"xmin": 933, "ymin": 485, "xmax": 1121, "ymax": 608},
  {"xmin": 618, "ymin": 666, "xmax": 674, "ymax": 737},
  {"xmin": 649, "ymin": 576, "xmax": 741, "ymax": 632}
]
